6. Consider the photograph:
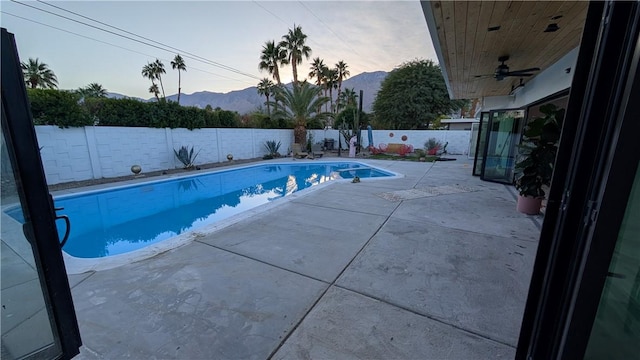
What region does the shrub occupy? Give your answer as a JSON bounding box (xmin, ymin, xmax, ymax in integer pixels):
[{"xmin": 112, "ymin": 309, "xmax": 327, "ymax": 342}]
[
  {"xmin": 264, "ymin": 140, "xmax": 282, "ymax": 157},
  {"xmin": 29, "ymin": 92, "xmax": 243, "ymax": 129},
  {"xmin": 27, "ymin": 89, "xmax": 91, "ymax": 127},
  {"xmin": 425, "ymin": 138, "xmax": 444, "ymax": 155}
]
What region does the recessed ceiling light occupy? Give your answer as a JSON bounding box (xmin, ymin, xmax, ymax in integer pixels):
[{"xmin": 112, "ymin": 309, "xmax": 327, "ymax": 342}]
[
  {"xmin": 488, "ymin": 25, "xmax": 501, "ymax": 32},
  {"xmin": 544, "ymin": 23, "xmax": 560, "ymax": 32}
]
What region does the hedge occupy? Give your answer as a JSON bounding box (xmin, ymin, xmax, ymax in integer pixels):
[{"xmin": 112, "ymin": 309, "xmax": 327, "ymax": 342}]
[
  {"xmin": 26, "ymin": 89, "xmax": 248, "ymax": 130},
  {"xmin": 27, "ymin": 89, "xmax": 92, "ymax": 127}
]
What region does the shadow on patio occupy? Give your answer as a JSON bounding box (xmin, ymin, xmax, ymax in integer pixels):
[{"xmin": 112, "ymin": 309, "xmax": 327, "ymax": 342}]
[{"xmin": 69, "ymin": 156, "xmax": 540, "ymax": 359}]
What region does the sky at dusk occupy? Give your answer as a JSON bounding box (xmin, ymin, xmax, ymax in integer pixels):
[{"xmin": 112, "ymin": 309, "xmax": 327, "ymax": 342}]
[{"xmin": 1, "ymin": 0, "xmax": 436, "ymax": 99}]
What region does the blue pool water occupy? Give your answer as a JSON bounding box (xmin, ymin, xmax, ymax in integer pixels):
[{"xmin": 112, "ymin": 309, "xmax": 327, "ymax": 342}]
[{"xmin": 7, "ymin": 162, "xmax": 392, "ymax": 258}]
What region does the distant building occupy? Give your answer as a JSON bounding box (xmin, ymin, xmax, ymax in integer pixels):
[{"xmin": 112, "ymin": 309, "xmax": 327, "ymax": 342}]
[{"xmin": 440, "ymin": 118, "xmax": 479, "ymax": 131}]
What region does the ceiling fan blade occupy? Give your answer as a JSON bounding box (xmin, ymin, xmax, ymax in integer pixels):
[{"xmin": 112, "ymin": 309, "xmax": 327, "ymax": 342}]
[
  {"xmin": 505, "ymin": 73, "xmax": 535, "ymax": 77},
  {"xmin": 508, "ymin": 67, "xmax": 541, "ymax": 74},
  {"xmin": 473, "ymin": 74, "xmax": 494, "ymax": 78}
]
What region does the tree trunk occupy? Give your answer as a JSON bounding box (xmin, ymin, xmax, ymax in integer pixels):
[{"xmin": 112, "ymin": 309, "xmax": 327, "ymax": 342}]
[
  {"xmin": 294, "ymin": 124, "xmax": 306, "ymax": 145},
  {"xmin": 266, "ymin": 94, "xmax": 271, "ymax": 117},
  {"xmin": 292, "ymin": 56, "xmax": 298, "ymax": 85},
  {"xmin": 158, "ymin": 77, "xmax": 166, "ymax": 99},
  {"xmin": 177, "ymin": 70, "xmax": 181, "ymax": 104}
]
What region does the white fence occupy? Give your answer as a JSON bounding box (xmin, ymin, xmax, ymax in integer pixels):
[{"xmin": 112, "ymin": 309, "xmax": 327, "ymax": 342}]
[{"xmin": 35, "ymin": 126, "xmax": 471, "ymax": 185}]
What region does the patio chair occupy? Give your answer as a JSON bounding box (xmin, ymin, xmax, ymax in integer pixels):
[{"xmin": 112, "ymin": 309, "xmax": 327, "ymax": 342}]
[
  {"xmin": 292, "ymin": 143, "xmax": 308, "ymax": 159},
  {"xmin": 311, "ymin": 143, "xmax": 324, "ymax": 158}
]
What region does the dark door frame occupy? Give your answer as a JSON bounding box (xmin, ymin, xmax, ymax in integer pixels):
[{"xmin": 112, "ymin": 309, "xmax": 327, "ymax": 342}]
[
  {"xmin": 1, "ymin": 28, "xmax": 82, "ymax": 359},
  {"xmin": 516, "ymin": 1, "xmax": 640, "ymax": 358},
  {"xmin": 472, "ymin": 111, "xmax": 489, "ymax": 176}
]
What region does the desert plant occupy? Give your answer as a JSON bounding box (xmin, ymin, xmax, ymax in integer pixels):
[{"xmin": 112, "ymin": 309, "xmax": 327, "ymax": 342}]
[
  {"xmin": 174, "ymin": 145, "xmax": 200, "ymax": 169},
  {"xmin": 264, "ymin": 140, "xmax": 282, "ymax": 157}
]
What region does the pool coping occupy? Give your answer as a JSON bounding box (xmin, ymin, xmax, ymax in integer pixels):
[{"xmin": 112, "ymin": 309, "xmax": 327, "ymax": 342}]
[{"xmin": 58, "ymin": 159, "xmax": 404, "ymax": 274}]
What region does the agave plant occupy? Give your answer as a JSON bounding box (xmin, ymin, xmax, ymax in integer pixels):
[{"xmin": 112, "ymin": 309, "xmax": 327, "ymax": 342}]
[
  {"xmin": 264, "ymin": 140, "xmax": 282, "ymax": 157},
  {"xmin": 174, "ymin": 145, "xmax": 200, "ymax": 169}
]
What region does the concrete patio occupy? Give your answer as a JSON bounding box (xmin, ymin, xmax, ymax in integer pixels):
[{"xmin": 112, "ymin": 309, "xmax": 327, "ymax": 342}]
[{"xmin": 67, "ymin": 156, "xmax": 541, "ymax": 359}]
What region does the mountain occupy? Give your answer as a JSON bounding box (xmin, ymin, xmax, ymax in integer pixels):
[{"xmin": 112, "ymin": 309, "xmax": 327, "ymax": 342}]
[
  {"xmin": 106, "ymin": 92, "xmax": 147, "ymax": 102},
  {"xmin": 121, "ymin": 71, "xmax": 388, "ymax": 114}
]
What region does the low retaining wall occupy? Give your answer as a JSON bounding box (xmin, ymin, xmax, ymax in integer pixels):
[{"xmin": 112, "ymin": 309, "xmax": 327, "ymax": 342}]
[{"xmin": 35, "ymin": 126, "xmax": 471, "ymax": 185}]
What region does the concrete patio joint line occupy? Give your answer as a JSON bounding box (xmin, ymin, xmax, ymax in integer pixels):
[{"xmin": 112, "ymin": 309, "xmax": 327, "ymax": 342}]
[
  {"xmin": 332, "ymin": 284, "xmax": 517, "ymax": 350},
  {"xmin": 70, "ymin": 271, "xmax": 97, "ymax": 289},
  {"xmin": 193, "ymin": 240, "xmax": 330, "ymax": 285},
  {"xmin": 266, "ymin": 201, "xmax": 404, "ymax": 359}
]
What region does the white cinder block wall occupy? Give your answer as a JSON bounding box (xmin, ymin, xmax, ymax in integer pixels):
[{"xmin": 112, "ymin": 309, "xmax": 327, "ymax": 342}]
[
  {"xmin": 35, "ymin": 126, "xmax": 471, "ymax": 185},
  {"xmin": 309, "ymin": 129, "xmax": 470, "ymax": 155}
]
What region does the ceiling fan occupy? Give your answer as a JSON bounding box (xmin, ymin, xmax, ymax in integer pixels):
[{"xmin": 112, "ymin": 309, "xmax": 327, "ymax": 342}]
[{"xmin": 474, "ymin": 56, "xmax": 541, "ymax": 81}]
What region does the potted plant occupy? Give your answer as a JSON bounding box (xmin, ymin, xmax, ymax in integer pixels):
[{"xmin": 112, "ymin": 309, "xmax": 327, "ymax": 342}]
[{"xmin": 514, "ymin": 104, "xmax": 564, "ymax": 214}]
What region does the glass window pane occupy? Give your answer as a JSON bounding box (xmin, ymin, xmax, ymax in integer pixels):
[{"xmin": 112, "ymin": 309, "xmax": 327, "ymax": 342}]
[
  {"xmin": 473, "ymin": 112, "xmax": 489, "ymax": 176},
  {"xmin": 1, "ymin": 128, "xmax": 60, "ymax": 359},
  {"xmin": 584, "ymin": 164, "xmax": 640, "ymax": 359},
  {"xmin": 481, "ymin": 109, "xmax": 525, "ymax": 183}
]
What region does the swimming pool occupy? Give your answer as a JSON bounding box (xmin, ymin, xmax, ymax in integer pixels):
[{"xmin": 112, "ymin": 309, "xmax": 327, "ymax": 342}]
[{"xmin": 7, "ymin": 162, "xmax": 394, "ymax": 260}]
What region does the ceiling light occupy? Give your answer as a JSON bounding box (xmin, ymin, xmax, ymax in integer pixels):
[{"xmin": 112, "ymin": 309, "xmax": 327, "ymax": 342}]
[{"xmin": 544, "ymin": 23, "xmax": 560, "ymax": 32}]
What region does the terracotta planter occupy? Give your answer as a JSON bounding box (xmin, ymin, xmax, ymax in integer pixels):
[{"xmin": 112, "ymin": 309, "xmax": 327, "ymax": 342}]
[{"xmin": 517, "ymin": 195, "xmax": 542, "ymax": 215}]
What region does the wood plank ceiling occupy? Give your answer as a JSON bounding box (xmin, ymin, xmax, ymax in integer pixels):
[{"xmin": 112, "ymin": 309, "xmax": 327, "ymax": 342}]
[{"xmin": 427, "ymin": 1, "xmax": 589, "ymax": 99}]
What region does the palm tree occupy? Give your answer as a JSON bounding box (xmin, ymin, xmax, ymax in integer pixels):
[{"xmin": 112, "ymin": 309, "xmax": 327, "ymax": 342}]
[
  {"xmin": 335, "ymin": 60, "xmax": 350, "ymax": 103},
  {"xmin": 152, "ymin": 59, "xmax": 166, "ymax": 99},
  {"xmin": 20, "ymin": 58, "xmax": 58, "ymax": 89},
  {"xmin": 269, "ymin": 82, "xmax": 329, "ymax": 144},
  {"xmin": 171, "ymin": 54, "xmax": 187, "ymax": 104},
  {"xmin": 142, "ymin": 59, "xmax": 167, "ymax": 100},
  {"xmin": 308, "ymin": 58, "xmax": 326, "ymax": 113},
  {"xmin": 337, "ymin": 87, "xmax": 358, "ymax": 111},
  {"xmin": 257, "ymin": 78, "xmax": 274, "ymax": 117},
  {"xmin": 78, "ymin": 83, "xmax": 107, "ymax": 98},
  {"xmin": 259, "ymin": 40, "xmax": 288, "ymax": 85},
  {"xmin": 321, "ymin": 67, "xmax": 338, "ymax": 113},
  {"xmin": 279, "ymin": 25, "xmax": 312, "ymax": 86},
  {"xmin": 148, "ymin": 84, "xmax": 160, "ymax": 102},
  {"xmin": 308, "ymin": 57, "xmax": 325, "ymax": 87},
  {"xmin": 142, "ymin": 62, "xmax": 157, "ymax": 93}
]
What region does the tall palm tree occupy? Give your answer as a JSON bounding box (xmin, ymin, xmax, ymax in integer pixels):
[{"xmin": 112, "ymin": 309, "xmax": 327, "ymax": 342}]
[
  {"xmin": 142, "ymin": 59, "xmax": 167, "ymax": 100},
  {"xmin": 257, "ymin": 78, "xmax": 274, "ymax": 117},
  {"xmin": 259, "ymin": 40, "xmax": 288, "ymax": 85},
  {"xmin": 78, "ymin": 83, "xmax": 107, "ymax": 98},
  {"xmin": 20, "ymin": 58, "xmax": 58, "ymax": 89},
  {"xmin": 142, "ymin": 62, "xmax": 157, "ymax": 95},
  {"xmin": 171, "ymin": 54, "xmax": 187, "ymax": 104},
  {"xmin": 308, "ymin": 57, "xmax": 325, "ymax": 87},
  {"xmin": 279, "ymin": 25, "xmax": 312, "ymax": 87},
  {"xmin": 322, "ymin": 67, "xmax": 338, "ymax": 113},
  {"xmin": 269, "ymin": 82, "xmax": 329, "ymax": 144},
  {"xmin": 152, "ymin": 59, "xmax": 166, "ymax": 99},
  {"xmin": 148, "ymin": 84, "xmax": 160, "ymax": 102},
  {"xmin": 335, "ymin": 60, "xmax": 350, "ymax": 102},
  {"xmin": 337, "ymin": 87, "xmax": 358, "ymax": 111},
  {"xmin": 308, "ymin": 58, "xmax": 326, "ymax": 113}
]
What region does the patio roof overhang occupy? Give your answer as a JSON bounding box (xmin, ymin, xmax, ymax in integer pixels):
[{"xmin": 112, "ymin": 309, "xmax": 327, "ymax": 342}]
[{"xmin": 421, "ymin": 1, "xmax": 589, "ymax": 100}]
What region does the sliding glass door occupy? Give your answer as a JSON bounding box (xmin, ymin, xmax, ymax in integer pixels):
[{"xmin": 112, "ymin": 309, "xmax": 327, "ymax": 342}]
[
  {"xmin": 480, "ymin": 109, "xmax": 525, "ymax": 183},
  {"xmin": 472, "ymin": 112, "xmax": 489, "ymax": 176}
]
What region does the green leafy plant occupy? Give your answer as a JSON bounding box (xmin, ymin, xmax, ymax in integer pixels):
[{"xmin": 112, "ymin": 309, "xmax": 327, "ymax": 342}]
[
  {"xmin": 514, "ymin": 104, "xmax": 565, "ymax": 198},
  {"xmin": 174, "ymin": 145, "xmax": 200, "ymax": 169}
]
